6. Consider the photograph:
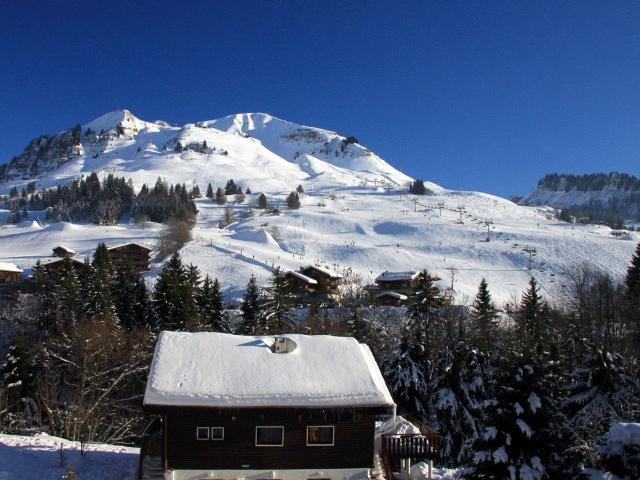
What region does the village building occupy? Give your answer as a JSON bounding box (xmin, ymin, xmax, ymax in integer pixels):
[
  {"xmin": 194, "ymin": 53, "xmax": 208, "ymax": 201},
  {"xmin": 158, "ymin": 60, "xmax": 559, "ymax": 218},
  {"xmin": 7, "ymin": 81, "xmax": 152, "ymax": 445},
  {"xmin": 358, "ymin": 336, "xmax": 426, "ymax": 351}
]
[
  {"xmin": 374, "ymin": 290, "xmax": 409, "ymax": 306},
  {"xmin": 140, "ymin": 332, "xmax": 396, "ymax": 480},
  {"xmin": 0, "ymin": 262, "xmax": 22, "ymax": 283},
  {"xmin": 285, "ymin": 265, "xmax": 343, "ymax": 304},
  {"xmin": 42, "ymin": 257, "xmax": 89, "ymax": 275},
  {"xmin": 366, "ymin": 271, "xmax": 421, "ymax": 305},
  {"xmin": 52, "ymin": 245, "xmax": 76, "ymax": 258},
  {"xmin": 107, "ymin": 242, "xmax": 152, "ymax": 273}
]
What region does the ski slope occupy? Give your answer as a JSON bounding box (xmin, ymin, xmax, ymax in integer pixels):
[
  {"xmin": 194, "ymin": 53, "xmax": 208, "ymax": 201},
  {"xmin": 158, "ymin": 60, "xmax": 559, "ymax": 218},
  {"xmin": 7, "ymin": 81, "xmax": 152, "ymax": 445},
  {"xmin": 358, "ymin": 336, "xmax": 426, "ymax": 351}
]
[{"xmin": 0, "ymin": 109, "xmax": 637, "ymax": 305}]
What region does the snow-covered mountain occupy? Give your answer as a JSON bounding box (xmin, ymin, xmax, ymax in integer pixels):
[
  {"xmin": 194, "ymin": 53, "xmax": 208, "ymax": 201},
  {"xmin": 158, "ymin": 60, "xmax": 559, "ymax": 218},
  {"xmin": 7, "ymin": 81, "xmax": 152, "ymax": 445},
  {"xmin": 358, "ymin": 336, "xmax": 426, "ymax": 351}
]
[
  {"xmin": 0, "ymin": 109, "xmax": 412, "ymax": 194},
  {"xmin": 521, "ymin": 172, "xmax": 640, "ymax": 216},
  {"xmin": 0, "ymin": 111, "xmax": 638, "ymax": 304}
]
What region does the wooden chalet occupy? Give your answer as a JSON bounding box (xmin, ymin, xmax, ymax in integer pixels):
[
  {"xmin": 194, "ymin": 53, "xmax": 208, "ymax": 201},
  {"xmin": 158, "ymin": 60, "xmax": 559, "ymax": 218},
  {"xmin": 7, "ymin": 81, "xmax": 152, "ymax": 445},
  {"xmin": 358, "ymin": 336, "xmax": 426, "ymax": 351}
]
[
  {"xmin": 140, "ymin": 332, "xmax": 396, "ymax": 480},
  {"xmin": 284, "ymin": 270, "xmax": 318, "ymax": 294},
  {"xmin": 285, "ymin": 265, "xmax": 343, "ymax": 304},
  {"xmin": 107, "ymin": 242, "xmax": 152, "ymax": 273},
  {"xmin": 0, "ymin": 262, "xmax": 22, "ymax": 283},
  {"xmin": 375, "ymin": 271, "xmax": 420, "ymax": 295},
  {"xmin": 42, "ymin": 257, "xmax": 89, "ymax": 275},
  {"xmin": 374, "ymin": 291, "xmax": 409, "ymax": 306},
  {"xmin": 52, "ymin": 245, "xmax": 76, "ymax": 258}
]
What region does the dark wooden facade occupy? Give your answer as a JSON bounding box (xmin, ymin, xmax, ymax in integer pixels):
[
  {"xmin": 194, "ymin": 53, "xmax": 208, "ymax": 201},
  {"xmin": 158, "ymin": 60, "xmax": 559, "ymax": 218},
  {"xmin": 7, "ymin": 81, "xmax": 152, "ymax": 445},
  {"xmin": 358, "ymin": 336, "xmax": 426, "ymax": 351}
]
[
  {"xmin": 299, "ymin": 266, "xmax": 341, "ymax": 294},
  {"xmin": 0, "ymin": 269, "xmax": 21, "ymax": 283},
  {"xmin": 145, "ymin": 406, "xmax": 388, "ymax": 471},
  {"xmin": 285, "ymin": 272, "xmax": 317, "ymax": 294},
  {"xmin": 52, "ymin": 246, "xmax": 75, "ymax": 258},
  {"xmin": 43, "ymin": 258, "xmax": 89, "ymax": 275},
  {"xmin": 107, "ymin": 243, "xmax": 151, "ymax": 273}
]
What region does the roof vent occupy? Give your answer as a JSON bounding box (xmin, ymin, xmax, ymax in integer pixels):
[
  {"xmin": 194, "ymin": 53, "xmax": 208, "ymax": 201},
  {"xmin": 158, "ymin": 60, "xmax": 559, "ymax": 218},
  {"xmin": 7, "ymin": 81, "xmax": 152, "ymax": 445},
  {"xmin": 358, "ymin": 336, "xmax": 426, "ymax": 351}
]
[{"xmin": 272, "ymin": 336, "xmax": 297, "ymax": 354}]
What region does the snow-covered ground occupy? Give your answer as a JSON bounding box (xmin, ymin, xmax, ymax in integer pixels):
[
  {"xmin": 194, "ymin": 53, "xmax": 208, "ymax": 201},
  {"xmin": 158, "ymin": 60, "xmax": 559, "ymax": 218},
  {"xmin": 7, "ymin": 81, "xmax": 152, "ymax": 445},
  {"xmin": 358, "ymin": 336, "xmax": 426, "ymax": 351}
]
[
  {"xmin": 0, "ymin": 433, "xmax": 138, "ymax": 480},
  {"xmin": 1, "ymin": 182, "xmax": 637, "ymax": 305},
  {"xmin": 1, "ymin": 109, "xmax": 638, "ymax": 304}
]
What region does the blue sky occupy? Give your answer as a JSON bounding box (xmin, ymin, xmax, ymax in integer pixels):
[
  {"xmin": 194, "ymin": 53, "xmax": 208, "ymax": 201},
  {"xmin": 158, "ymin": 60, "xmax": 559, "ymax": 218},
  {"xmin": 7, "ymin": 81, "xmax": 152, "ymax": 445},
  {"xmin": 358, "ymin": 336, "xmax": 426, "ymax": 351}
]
[{"xmin": 1, "ymin": 1, "xmax": 639, "ymax": 196}]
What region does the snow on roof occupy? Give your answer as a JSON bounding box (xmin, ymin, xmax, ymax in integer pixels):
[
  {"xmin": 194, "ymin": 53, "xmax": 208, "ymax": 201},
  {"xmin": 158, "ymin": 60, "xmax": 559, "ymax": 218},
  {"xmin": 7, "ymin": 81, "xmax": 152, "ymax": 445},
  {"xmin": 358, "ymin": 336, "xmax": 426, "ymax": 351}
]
[
  {"xmin": 286, "ymin": 271, "xmax": 318, "ymax": 284},
  {"xmin": 0, "ymin": 262, "xmax": 22, "ymax": 273},
  {"xmin": 53, "ymin": 245, "xmax": 76, "ymax": 254},
  {"xmin": 303, "ymin": 264, "xmax": 342, "ymax": 279},
  {"xmin": 375, "ymin": 271, "xmax": 420, "ymax": 282},
  {"xmin": 42, "ymin": 257, "xmax": 86, "ymax": 267},
  {"xmin": 375, "ymin": 291, "xmax": 408, "ymax": 300},
  {"xmin": 144, "ymin": 332, "xmax": 395, "ymax": 408},
  {"xmin": 107, "ymin": 242, "xmax": 152, "ymax": 252}
]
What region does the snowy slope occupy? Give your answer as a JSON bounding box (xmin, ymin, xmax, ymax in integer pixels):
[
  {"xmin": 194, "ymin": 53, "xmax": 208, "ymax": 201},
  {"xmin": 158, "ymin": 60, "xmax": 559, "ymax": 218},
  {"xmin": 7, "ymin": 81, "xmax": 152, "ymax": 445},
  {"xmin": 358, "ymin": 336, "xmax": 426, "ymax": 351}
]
[
  {"xmin": 0, "ymin": 110, "xmax": 638, "ymax": 305},
  {"xmin": 0, "ymin": 433, "xmax": 137, "ymax": 480},
  {"xmin": 0, "ymin": 110, "xmax": 411, "ymax": 195}
]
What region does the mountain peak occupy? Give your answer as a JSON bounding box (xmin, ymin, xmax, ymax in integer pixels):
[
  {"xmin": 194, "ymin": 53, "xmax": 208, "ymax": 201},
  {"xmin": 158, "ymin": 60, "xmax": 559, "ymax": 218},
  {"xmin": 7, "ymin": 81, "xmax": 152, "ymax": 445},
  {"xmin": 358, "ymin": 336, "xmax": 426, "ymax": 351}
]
[{"xmin": 83, "ymin": 109, "xmax": 148, "ymax": 133}]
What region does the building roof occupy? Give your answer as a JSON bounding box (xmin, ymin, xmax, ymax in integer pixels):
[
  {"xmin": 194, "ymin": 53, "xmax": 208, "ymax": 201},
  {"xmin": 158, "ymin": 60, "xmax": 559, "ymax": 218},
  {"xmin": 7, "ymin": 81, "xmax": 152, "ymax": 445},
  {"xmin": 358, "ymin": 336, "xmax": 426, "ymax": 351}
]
[
  {"xmin": 302, "ymin": 264, "xmax": 342, "ymax": 279},
  {"xmin": 42, "ymin": 257, "xmax": 87, "ymax": 267},
  {"xmin": 286, "ymin": 270, "xmax": 318, "ymax": 285},
  {"xmin": 375, "ymin": 291, "xmax": 408, "ymax": 301},
  {"xmin": 375, "ymin": 271, "xmax": 420, "ymax": 282},
  {"xmin": 107, "ymin": 242, "xmax": 152, "ymax": 252},
  {"xmin": 0, "ymin": 262, "xmax": 23, "ymax": 273},
  {"xmin": 53, "ymin": 245, "xmax": 76, "ymax": 254},
  {"xmin": 144, "ymin": 332, "xmax": 395, "ymax": 409}
]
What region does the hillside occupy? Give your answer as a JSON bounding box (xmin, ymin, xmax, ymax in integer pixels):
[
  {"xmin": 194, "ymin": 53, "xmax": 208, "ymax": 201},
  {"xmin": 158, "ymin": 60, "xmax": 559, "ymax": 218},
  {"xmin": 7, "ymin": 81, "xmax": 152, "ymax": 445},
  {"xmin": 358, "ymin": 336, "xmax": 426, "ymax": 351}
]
[
  {"xmin": 521, "ymin": 172, "xmax": 640, "ymax": 222},
  {"xmin": 0, "ymin": 111, "xmax": 638, "ymax": 305}
]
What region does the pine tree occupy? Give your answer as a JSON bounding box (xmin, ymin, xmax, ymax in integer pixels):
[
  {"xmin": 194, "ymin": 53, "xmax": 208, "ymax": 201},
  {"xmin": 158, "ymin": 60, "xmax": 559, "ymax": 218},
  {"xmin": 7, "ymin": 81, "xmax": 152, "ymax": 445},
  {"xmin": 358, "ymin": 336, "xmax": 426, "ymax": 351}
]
[
  {"xmin": 257, "ymin": 193, "xmax": 268, "ymax": 209},
  {"xmin": 198, "ymin": 276, "xmax": 229, "ymax": 332},
  {"xmin": 286, "ymin": 191, "xmax": 301, "ymax": 209},
  {"xmin": 407, "ymin": 270, "xmax": 446, "ymax": 359},
  {"xmin": 259, "ymin": 268, "xmax": 295, "ymax": 334},
  {"xmin": 154, "ymin": 252, "xmax": 191, "ymax": 330},
  {"xmin": 470, "ymin": 355, "xmax": 581, "ymax": 479},
  {"xmin": 518, "ymin": 278, "xmax": 549, "ymax": 354},
  {"xmin": 84, "ymin": 243, "xmax": 117, "ymax": 321},
  {"xmin": 215, "ymin": 187, "xmax": 226, "ymax": 205},
  {"xmin": 470, "ymin": 278, "xmax": 499, "ymax": 352},
  {"xmin": 346, "ymin": 304, "xmax": 369, "ymax": 343},
  {"xmin": 190, "ymin": 185, "xmax": 201, "ymax": 198},
  {"xmin": 206, "ymin": 183, "xmax": 214, "ymax": 198},
  {"xmin": 54, "ymin": 257, "xmax": 82, "ymax": 330},
  {"xmin": 224, "ymin": 179, "xmax": 237, "ymax": 196},
  {"xmin": 409, "ymin": 179, "xmax": 427, "ymax": 195},
  {"xmin": 175, "ymin": 141, "xmax": 183, "ymax": 153},
  {"xmin": 431, "ymin": 342, "xmax": 486, "ymax": 465},
  {"xmin": 239, "ymin": 275, "xmax": 261, "ymax": 334},
  {"xmin": 113, "ymin": 261, "xmax": 142, "ymax": 329},
  {"xmin": 296, "ymin": 184, "xmax": 304, "ymax": 194}
]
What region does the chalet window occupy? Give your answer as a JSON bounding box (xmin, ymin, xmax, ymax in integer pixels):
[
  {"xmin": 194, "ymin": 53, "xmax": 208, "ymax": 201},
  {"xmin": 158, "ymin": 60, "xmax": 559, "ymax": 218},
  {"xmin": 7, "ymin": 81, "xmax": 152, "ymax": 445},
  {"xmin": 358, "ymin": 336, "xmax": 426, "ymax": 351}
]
[
  {"xmin": 306, "ymin": 425, "xmax": 335, "ymax": 446},
  {"xmin": 210, "ymin": 427, "xmax": 224, "ymax": 440},
  {"xmin": 196, "ymin": 427, "xmax": 209, "ymax": 440},
  {"xmin": 255, "ymin": 426, "xmax": 284, "ymax": 446}
]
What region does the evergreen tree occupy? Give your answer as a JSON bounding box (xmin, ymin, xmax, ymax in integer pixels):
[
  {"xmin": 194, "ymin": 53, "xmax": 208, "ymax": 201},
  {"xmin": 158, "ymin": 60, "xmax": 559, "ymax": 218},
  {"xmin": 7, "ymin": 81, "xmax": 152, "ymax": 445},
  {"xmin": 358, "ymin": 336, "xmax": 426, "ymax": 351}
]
[
  {"xmin": 206, "ymin": 183, "xmax": 214, "ymax": 198},
  {"xmin": 257, "ymin": 193, "xmax": 268, "ymax": 209},
  {"xmin": 407, "ymin": 270, "xmax": 446, "ymax": 359},
  {"xmin": 190, "ymin": 185, "xmax": 201, "ymax": 198},
  {"xmin": 175, "ymin": 141, "xmax": 183, "ymax": 153},
  {"xmin": 431, "ymin": 342, "xmax": 486, "ymax": 465},
  {"xmin": 470, "ymin": 278, "xmax": 499, "ymax": 352},
  {"xmin": 245, "ymin": 187, "xmax": 251, "ymax": 194},
  {"xmin": 259, "ymin": 268, "xmax": 295, "ymax": 334},
  {"xmin": 239, "ymin": 275, "xmax": 261, "ymax": 334},
  {"xmin": 286, "ymin": 191, "xmax": 301, "ymax": 209},
  {"xmin": 518, "ymin": 278, "xmax": 549, "ymax": 354},
  {"xmin": 154, "ymin": 252, "xmax": 192, "ymax": 330},
  {"xmin": 84, "ymin": 243, "xmax": 117, "ymax": 321},
  {"xmin": 112, "ymin": 261, "xmax": 147, "ymax": 329},
  {"xmin": 224, "ymin": 179, "xmax": 237, "ymax": 196},
  {"xmin": 346, "ymin": 304, "xmax": 369, "ymax": 343},
  {"xmin": 296, "ymin": 184, "xmax": 304, "ymax": 194},
  {"xmin": 53, "ymin": 256, "xmax": 82, "ymax": 330},
  {"xmin": 410, "ymin": 179, "xmax": 427, "ymax": 195},
  {"xmin": 198, "ymin": 276, "xmax": 229, "ymax": 332},
  {"xmin": 470, "ymin": 355, "xmax": 581, "ymax": 480},
  {"xmin": 215, "ymin": 187, "xmax": 226, "ymax": 205}
]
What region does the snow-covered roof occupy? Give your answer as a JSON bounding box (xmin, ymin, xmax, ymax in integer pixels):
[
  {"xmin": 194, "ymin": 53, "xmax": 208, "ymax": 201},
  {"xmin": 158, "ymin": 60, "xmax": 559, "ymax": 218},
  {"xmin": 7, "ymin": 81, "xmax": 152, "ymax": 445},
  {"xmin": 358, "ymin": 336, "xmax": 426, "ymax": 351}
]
[
  {"xmin": 144, "ymin": 332, "xmax": 395, "ymax": 409},
  {"xmin": 286, "ymin": 270, "xmax": 318, "ymax": 284},
  {"xmin": 375, "ymin": 291, "xmax": 408, "ymax": 300},
  {"xmin": 42, "ymin": 257, "xmax": 86, "ymax": 267},
  {"xmin": 107, "ymin": 242, "xmax": 152, "ymax": 252},
  {"xmin": 302, "ymin": 264, "xmax": 342, "ymax": 279},
  {"xmin": 375, "ymin": 271, "xmax": 420, "ymax": 282},
  {"xmin": 0, "ymin": 262, "xmax": 22, "ymax": 273},
  {"xmin": 53, "ymin": 245, "xmax": 76, "ymax": 254}
]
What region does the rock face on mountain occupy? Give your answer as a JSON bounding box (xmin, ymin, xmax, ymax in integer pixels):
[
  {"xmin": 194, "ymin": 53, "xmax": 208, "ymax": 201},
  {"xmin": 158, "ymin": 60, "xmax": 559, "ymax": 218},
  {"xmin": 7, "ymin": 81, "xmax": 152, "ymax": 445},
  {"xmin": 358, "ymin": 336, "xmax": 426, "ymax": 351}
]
[
  {"xmin": 521, "ymin": 172, "xmax": 640, "ymax": 221},
  {"xmin": 0, "ymin": 110, "xmax": 411, "ymax": 194}
]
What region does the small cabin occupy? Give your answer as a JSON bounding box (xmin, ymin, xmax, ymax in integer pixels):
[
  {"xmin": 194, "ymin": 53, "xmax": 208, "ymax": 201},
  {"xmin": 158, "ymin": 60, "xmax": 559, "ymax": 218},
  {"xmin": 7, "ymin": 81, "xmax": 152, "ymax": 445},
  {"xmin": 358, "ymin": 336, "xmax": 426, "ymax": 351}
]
[
  {"xmin": 52, "ymin": 245, "xmax": 76, "ymax": 258},
  {"xmin": 107, "ymin": 242, "xmax": 152, "ymax": 273},
  {"xmin": 0, "ymin": 262, "xmax": 22, "ymax": 283},
  {"xmin": 284, "ymin": 270, "xmax": 318, "ymax": 294},
  {"xmin": 375, "ymin": 291, "xmax": 408, "ymax": 306},
  {"xmin": 42, "ymin": 257, "xmax": 89, "ymax": 275},
  {"xmin": 375, "ymin": 271, "xmax": 420, "ymax": 295},
  {"xmin": 140, "ymin": 332, "xmax": 395, "ymax": 480},
  {"xmin": 299, "ymin": 265, "xmax": 342, "ymax": 294}
]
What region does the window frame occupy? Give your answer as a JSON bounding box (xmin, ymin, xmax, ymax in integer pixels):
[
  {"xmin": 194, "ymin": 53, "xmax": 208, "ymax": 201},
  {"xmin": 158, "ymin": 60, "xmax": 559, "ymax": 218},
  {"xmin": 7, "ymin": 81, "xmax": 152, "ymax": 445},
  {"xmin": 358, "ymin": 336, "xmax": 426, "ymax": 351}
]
[
  {"xmin": 306, "ymin": 425, "xmax": 335, "ymax": 447},
  {"xmin": 210, "ymin": 426, "xmax": 224, "ymax": 441},
  {"xmin": 255, "ymin": 425, "xmax": 285, "ymax": 447},
  {"xmin": 196, "ymin": 426, "xmax": 210, "ymax": 441}
]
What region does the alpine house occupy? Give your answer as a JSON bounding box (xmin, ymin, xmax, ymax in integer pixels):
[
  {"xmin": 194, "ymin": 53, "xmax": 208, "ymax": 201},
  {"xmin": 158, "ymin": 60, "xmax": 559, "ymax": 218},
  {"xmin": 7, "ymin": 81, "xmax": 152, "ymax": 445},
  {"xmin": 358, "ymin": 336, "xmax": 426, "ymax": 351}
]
[{"xmin": 141, "ymin": 331, "xmax": 396, "ymax": 480}]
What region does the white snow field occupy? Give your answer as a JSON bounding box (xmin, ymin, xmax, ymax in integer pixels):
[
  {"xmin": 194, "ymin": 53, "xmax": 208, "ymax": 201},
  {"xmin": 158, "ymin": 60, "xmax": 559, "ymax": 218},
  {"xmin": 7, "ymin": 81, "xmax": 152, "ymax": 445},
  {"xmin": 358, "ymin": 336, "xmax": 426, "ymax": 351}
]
[
  {"xmin": 0, "ymin": 110, "xmax": 638, "ymax": 304},
  {"xmin": 0, "ymin": 433, "xmax": 138, "ymax": 480}
]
